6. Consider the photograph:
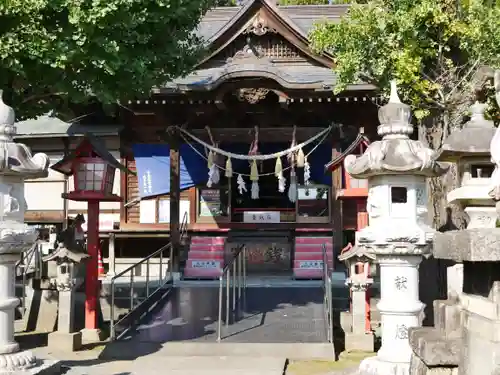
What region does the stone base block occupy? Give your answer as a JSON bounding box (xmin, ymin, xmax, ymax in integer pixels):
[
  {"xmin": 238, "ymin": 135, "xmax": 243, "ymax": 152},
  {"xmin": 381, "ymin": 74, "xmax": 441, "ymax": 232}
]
[
  {"xmin": 340, "ymin": 311, "xmax": 352, "ymax": 332},
  {"xmin": 410, "ymin": 353, "xmax": 458, "ymax": 375},
  {"xmin": 433, "ymin": 300, "xmax": 462, "ymax": 335},
  {"xmin": 345, "ymin": 332, "xmax": 375, "ymax": 352},
  {"xmin": 48, "ymin": 331, "xmax": 82, "ymax": 352},
  {"xmin": 80, "ymin": 328, "xmax": 106, "ymax": 345},
  {"xmin": 358, "ymin": 356, "xmax": 410, "ymax": 375},
  {"xmin": 0, "ymin": 350, "xmax": 60, "ymax": 375},
  {"xmin": 408, "ymin": 327, "xmax": 460, "ymax": 367},
  {"xmin": 17, "ymin": 360, "xmax": 61, "ymax": 374}
]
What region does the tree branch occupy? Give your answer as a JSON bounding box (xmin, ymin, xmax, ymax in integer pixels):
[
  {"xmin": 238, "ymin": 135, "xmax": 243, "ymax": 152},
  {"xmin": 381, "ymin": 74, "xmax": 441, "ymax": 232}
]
[
  {"xmin": 21, "ymin": 91, "xmax": 66, "ymax": 104},
  {"xmin": 445, "ymin": 58, "xmax": 481, "ymax": 101}
]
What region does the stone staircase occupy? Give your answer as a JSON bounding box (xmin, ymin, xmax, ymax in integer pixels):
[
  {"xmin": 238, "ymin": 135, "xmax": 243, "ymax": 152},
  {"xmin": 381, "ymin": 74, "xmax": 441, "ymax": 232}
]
[
  {"xmin": 293, "ymin": 236, "xmax": 334, "ymax": 279},
  {"xmin": 183, "ymin": 236, "xmax": 227, "ymax": 279},
  {"xmin": 101, "ymin": 285, "xmax": 336, "ymax": 361}
]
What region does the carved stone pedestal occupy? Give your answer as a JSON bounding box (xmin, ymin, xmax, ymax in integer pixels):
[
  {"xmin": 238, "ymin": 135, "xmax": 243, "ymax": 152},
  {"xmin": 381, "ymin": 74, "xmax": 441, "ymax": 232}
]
[
  {"xmin": 359, "ymin": 254, "xmax": 426, "ymax": 375},
  {"xmin": 47, "ymin": 285, "xmax": 83, "ymax": 352},
  {"xmin": 44, "ymin": 248, "xmax": 89, "ymax": 352},
  {"xmin": 345, "ymin": 275, "xmax": 375, "ymax": 352},
  {"xmin": 0, "ymin": 91, "xmax": 58, "ymax": 373},
  {"xmin": 344, "ymin": 82, "xmax": 446, "ymax": 375}
]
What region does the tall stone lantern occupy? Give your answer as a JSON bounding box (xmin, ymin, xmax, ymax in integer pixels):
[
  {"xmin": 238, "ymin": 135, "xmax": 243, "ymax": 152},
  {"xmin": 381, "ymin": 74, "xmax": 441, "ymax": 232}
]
[
  {"xmin": 438, "ymin": 101, "xmax": 497, "ymax": 229},
  {"xmin": 344, "ymin": 81, "xmax": 448, "ymax": 375},
  {"xmin": 0, "ymin": 92, "xmax": 54, "ymax": 372}
]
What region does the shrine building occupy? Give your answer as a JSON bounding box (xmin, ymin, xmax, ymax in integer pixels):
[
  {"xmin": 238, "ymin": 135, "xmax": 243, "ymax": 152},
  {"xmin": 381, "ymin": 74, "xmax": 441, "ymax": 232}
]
[{"xmin": 20, "ymin": 0, "xmax": 380, "ymax": 279}]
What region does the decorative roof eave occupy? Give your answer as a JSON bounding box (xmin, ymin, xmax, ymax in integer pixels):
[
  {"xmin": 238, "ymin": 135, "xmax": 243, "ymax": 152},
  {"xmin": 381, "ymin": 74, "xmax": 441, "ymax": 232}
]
[
  {"xmin": 344, "ymin": 139, "xmax": 449, "ymax": 179},
  {"xmin": 338, "ymin": 243, "xmax": 376, "ymax": 262},
  {"xmin": 152, "ymin": 80, "xmax": 376, "ymax": 95},
  {"xmin": 51, "ymin": 133, "xmax": 133, "ymax": 176},
  {"xmin": 324, "ymin": 132, "xmax": 371, "ymax": 172},
  {"xmin": 436, "ymin": 124, "xmax": 496, "ymax": 162},
  {"xmin": 15, "ymin": 113, "xmax": 123, "ymax": 139},
  {"xmin": 197, "ymin": 0, "xmax": 334, "ymax": 69},
  {"xmin": 345, "ymin": 81, "xmax": 449, "ymax": 179}
]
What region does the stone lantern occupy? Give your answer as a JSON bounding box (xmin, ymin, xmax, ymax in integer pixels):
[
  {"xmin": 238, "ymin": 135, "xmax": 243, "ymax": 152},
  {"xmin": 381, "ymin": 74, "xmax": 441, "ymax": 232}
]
[
  {"xmin": 437, "ymin": 101, "xmax": 497, "ymax": 229},
  {"xmin": 0, "ymin": 92, "xmax": 58, "ymax": 372},
  {"xmin": 51, "ymin": 136, "xmax": 126, "ymax": 342},
  {"xmin": 344, "ymin": 81, "xmax": 448, "ymax": 375},
  {"xmin": 43, "ymin": 225, "xmax": 90, "ymax": 351},
  {"xmin": 338, "ymin": 243, "xmax": 375, "ymax": 352},
  {"xmin": 407, "ymin": 75, "xmax": 500, "ymax": 375}
]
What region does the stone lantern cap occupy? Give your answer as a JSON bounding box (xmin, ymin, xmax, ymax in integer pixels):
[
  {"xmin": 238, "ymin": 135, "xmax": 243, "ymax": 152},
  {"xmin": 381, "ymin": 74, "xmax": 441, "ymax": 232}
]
[
  {"xmin": 338, "ymin": 242, "xmax": 376, "ymax": 264},
  {"xmin": 42, "ymin": 246, "xmax": 90, "ymax": 264},
  {"xmin": 51, "ymin": 134, "xmax": 130, "ymax": 176},
  {"xmin": 345, "ymin": 81, "xmax": 448, "ymax": 179},
  {"xmin": 0, "ymin": 91, "xmax": 49, "ymax": 178},
  {"xmin": 437, "ymin": 102, "xmax": 495, "ymax": 162}
]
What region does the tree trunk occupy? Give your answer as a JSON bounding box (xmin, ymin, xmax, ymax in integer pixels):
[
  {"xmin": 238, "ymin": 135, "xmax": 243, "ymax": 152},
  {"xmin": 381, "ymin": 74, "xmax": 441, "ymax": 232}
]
[
  {"xmin": 418, "ymin": 113, "xmax": 467, "ymax": 230},
  {"xmin": 417, "ymin": 112, "xmax": 467, "ymax": 326}
]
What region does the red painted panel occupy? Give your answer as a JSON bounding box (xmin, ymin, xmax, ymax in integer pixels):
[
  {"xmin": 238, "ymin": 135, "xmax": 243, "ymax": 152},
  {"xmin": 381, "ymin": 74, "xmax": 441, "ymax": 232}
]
[
  {"xmin": 295, "ymin": 244, "xmax": 333, "ymax": 252},
  {"xmin": 190, "ymin": 237, "xmax": 226, "ymax": 245},
  {"xmin": 294, "ymin": 252, "xmax": 333, "ymax": 261},
  {"xmin": 357, "ymin": 212, "xmax": 369, "ymax": 230},
  {"xmin": 295, "ymin": 237, "xmax": 333, "ymax": 245},
  {"xmin": 186, "ymin": 251, "xmax": 224, "ymax": 260},
  {"xmin": 188, "ymin": 244, "xmax": 225, "ymax": 252},
  {"xmin": 185, "ymin": 236, "xmax": 227, "ymax": 279}
]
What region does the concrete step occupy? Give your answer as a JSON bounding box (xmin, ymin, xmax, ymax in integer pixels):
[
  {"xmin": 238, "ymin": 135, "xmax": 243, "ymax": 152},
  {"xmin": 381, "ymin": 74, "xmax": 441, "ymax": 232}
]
[
  {"xmin": 61, "ymin": 356, "xmax": 286, "ymax": 375},
  {"xmin": 100, "ymin": 342, "xmax": 334, "ymax": 361}
]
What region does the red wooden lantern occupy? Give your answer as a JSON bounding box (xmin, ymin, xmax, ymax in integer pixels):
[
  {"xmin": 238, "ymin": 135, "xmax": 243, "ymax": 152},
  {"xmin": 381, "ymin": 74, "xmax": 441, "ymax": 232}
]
[
  {"xmin": 53, "ymin": 138, "xmax": 122, "ymax": 202},
  {"xmin": 52, "ymin": 135, "xmax": 127, "ymax": 337}
]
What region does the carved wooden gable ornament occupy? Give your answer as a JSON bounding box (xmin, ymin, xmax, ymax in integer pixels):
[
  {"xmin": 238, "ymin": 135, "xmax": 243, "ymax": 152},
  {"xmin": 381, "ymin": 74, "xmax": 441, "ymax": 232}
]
[{"xmin": 199, "ymin": 0, "xmax": 333, "ymax": 69}]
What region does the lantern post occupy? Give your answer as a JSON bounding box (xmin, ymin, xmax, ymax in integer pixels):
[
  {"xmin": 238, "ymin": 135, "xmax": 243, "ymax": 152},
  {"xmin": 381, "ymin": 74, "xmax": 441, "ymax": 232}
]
[{"xmin": 51, "ymin": 137, "xmax": 124, "ymax": 341}]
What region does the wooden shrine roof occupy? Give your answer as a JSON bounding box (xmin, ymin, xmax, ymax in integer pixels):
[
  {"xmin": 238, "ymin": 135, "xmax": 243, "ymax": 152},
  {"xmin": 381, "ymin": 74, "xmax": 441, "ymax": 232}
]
[
  {"xmin": 196, "ymin": 3, "xmax": 349, "ymax": 41},
  {"xmin": 156, "ymin": 0, "xmax": 375, "ymax": 94}
]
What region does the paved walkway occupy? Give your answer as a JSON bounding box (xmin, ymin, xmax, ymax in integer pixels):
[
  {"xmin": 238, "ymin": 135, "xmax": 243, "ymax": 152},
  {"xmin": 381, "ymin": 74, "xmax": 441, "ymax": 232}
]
[{"xmin": 33, "ymin": 347, "xmax": 287, "ymax": 375}]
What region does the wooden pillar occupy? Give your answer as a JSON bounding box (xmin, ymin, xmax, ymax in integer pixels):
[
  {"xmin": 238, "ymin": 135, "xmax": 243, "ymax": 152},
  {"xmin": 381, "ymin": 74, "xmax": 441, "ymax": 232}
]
[
  {"xmin": 85, "ymin": 201, "xmax": 100, "ymax": 330},
  {"xmin": 168, "ymin": 128, "xmax": 181, "ymax": 272},
  {"xmin": 62, "ymin": 137, "xmax": 70, "ymax": 230},
  {"xmin": 331, "ymin": 144, "xmax": 343, "ymax": 270},
  {"xmin": 355, "ymin": 203, "xmax": 371, "ymax": 333},
  {"xmin": 107, "ymin": 233, "xmax": 116, "ymax": 277}
]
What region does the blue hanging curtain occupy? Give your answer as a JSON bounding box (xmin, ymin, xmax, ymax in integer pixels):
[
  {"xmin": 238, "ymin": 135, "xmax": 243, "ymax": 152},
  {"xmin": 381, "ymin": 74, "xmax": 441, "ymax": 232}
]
[
  {"xmin": 132, "ymin": 143, "xmax": 206, "ymax": 198},
  {"xmin": 307, "ymin": 144, "xmax": 332, "ymax": 186}
]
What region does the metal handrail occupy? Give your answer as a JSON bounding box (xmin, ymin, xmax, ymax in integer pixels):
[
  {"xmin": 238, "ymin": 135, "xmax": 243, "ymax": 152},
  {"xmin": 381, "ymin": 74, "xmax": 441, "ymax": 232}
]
[
  {"xmin": 322, "ymin": 243, "xmax": 334, "ymax": 343},
  {"xmin": 109, "ymin": 212, "xmax": 189, "ymax": 340},
  {"xmin": 217, "ymin": 244, "xmax": 246, "ymax": 342},
  {"xmin": 16, "ymin": 241, "xmax": 42, "ymax": 319}
]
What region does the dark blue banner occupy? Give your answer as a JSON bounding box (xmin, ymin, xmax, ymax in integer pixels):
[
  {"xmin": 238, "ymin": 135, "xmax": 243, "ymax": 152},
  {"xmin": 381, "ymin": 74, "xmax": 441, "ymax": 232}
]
[{"xmin": 132, "ymin": 143, "xmax": 206, "ymax": 198}]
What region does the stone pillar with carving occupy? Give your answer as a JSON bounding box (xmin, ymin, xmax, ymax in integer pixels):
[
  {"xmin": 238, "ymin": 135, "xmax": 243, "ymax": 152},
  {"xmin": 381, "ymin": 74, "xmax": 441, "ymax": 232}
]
[
  {"xmin": 490, "ymin": 70, "xmax": 500, "ymax": 216},
  {"xmin": 43, "ymin": 241, "xmax": 89, "ymax": 351},
  {"xmin": 407, "ymin": 71, "xmax": 500, "ymax": 375},
  {"xmin": 0, "ymin": 91, "xmax": 57, "ymax": 372},
  {"xmin": 339, "ymin": 246, "xmax": 375, "ymax": 352},
  {"xmin": 344, "ymin": 82, "xmax": 448, "ymax": 375}
]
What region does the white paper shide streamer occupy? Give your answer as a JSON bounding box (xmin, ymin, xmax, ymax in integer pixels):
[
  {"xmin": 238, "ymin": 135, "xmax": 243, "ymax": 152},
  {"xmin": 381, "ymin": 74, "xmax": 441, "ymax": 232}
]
[
  {"xmin": 304, "ymin": 156, "xmax": 311, "ymax": 186},
  {"xmin": 237, "ymin": 174, "xmax": 247, "ymax": 194}
]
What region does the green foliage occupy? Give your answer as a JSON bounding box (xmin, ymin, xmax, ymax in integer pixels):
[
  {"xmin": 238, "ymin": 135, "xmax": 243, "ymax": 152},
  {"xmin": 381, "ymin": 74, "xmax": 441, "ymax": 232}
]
[
  {"xmin": 215, "ymin": 0, "xmax": 237, "ymax": 5},
  {"xmin": 0, "ymin": 0, "xmax": 217, "ymax": 119},
  {"xmin": 279, "ymin": 0, "xmax": 330, "ymax": 5},
  {"xmin": 278, "ymin": 0, "xmax": 356, "ymax": 4},
  {"xmin": 309, "ymin": 0, "xmax": 500, "ymax": 129}
]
